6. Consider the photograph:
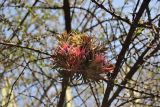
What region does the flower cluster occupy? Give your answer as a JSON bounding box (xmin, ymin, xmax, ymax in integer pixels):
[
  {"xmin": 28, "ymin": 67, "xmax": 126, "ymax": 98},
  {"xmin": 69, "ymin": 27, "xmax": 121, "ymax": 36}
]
[
  {"xmin": 56, "ymin": 43, "xmax": 86, "ymax": 70},
  {"xmin": 52, "ymin": 32, "xmax": 114, "ymax": 82}
]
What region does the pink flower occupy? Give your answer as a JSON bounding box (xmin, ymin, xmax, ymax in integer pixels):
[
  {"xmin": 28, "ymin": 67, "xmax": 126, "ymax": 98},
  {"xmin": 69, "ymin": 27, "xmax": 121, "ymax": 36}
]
[
  {"xmin": 71, "ymin": 47, "xmax": 81, "ymax": 56},
  {"xmin": 65, "ymin": 47, "xmax": 86, "ymax": 70},
  {"xmin": 58, "ymin": 43, "xmax": 70, "ymax": 55},
  {"xmin": 70, "ymin": 47, "xmax": 85, "ymax": 57},
  {"xmin": 102, "ymin": 64, "xmax": 114, "ymax": 73},
  {"xmin": 94, "ymin": 54, "xmax": 105, "ymax": 64}
]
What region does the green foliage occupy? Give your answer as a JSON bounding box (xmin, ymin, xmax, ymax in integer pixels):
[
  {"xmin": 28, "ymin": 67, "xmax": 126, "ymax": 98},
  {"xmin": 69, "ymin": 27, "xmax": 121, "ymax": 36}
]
[{"xmin": 135, "ymin": 27, "xmax": 143, "ymax": 37}]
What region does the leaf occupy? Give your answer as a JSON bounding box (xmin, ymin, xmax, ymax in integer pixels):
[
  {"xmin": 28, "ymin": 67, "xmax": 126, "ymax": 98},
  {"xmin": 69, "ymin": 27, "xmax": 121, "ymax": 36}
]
[
  {"xmin": 39, "ymin": 61, "xmax": 46, "ymax": 68},
  {"xmin": 147, "ymin": 71, "xmax": 155, "ymax": 77},
  {"xmin": 1, "ymin": 78, "xmax": 17, "ymax": 107},
  {"xmin": 135, "ymin": 28, "xmax": 143, "ymax": 36},
  {"xmin": 99, "ymin": 34, "xmax": 105, "ymax": 40}
]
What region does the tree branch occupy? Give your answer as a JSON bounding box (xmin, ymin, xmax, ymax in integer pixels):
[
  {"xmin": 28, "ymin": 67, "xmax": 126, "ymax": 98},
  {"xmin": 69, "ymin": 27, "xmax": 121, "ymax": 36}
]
[
  {"xmin": 0, "ymin": 41, "xmax": 51, "ymax": 56},
  {"xmin": 99, "ymin": 0, "xmax": 151, "ymax": 106},
  {"xmin": 57, "ymin": 0, "xmax": 71, "ymax": 106},
  {"xmin": 63, "ymin": 0, "xmax": 71, "ymax": 33},
  {"xmin": 107, "ymin": 35, "xmax": 159, "ymax": 106},
  {"xmin": 9, "ymin": 0, "xmax": 39, "ymax": 40}
]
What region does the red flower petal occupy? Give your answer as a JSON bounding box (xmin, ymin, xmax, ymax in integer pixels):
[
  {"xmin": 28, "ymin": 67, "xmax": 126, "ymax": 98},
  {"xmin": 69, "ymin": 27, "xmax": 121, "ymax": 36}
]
[
  {"xmin": 102, "ymin": 64, "xmax": 114, "ymax": 73},
  {"xmin": 94, "ymin": 54, "xmax": 105, "ymax": 63},
  {"xmin": 58, "ymin": 43, "xmax": 70, "ymax": 55}
]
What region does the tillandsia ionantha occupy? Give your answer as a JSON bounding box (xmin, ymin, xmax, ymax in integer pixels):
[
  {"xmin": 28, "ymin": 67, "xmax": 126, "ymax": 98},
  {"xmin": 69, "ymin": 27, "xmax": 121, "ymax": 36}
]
[{"xmin": 52, "ymin": 32, "xmax": 114, "ymax": 83}]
